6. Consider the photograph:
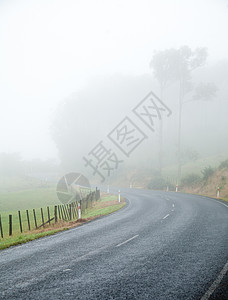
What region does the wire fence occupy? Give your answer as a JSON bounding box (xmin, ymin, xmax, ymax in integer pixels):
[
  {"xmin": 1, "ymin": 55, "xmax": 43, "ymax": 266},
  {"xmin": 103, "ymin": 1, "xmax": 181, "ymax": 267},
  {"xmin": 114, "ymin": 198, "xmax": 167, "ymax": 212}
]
[{"xmin": 0, "ymin": 189, "xmax": 100, "ymax": 239}]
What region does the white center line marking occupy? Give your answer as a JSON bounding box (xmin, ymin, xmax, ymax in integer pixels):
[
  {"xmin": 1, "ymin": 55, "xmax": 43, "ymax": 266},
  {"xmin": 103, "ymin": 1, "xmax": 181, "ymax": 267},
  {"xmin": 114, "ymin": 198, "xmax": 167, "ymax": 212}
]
[
  {"xmin": 163, "ymin": 214, "xmax": 170, "ymax": 220},
  {"xmin": 116, "ymin": 235, "xmax": 139, "ymax": 247},
  {"xmin": 200, "ymin": 260, "xmax": 228, "ymax": 300},
  {"xmin": 172, "ymin": 204, "xmax": 175, "ymax": 208}
]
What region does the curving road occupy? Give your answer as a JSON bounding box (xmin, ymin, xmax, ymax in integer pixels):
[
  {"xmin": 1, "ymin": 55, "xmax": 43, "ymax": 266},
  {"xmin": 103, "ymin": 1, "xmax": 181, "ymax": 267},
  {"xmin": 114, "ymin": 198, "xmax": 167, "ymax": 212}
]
[{"xmin": 0, "ymin": 189, "xmax": 228, "ymax": 299}]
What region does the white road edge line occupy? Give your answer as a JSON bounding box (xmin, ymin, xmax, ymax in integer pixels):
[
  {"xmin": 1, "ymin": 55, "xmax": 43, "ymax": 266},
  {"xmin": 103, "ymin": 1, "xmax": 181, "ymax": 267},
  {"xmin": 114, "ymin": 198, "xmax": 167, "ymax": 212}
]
[
  {"xmin": 215, "ymin": 200, "xmax": 228, "ymax": 208},
  {"xmin": 200, "ymin": 260, "xmax": 228, "ymax": 300},
  {"xmin": 116, "ymin": 235, "xmax": 139, "ymax": 247},
  {"xmin": 163, "ymin": 214, "xmax": 170, "ymax": 220}
]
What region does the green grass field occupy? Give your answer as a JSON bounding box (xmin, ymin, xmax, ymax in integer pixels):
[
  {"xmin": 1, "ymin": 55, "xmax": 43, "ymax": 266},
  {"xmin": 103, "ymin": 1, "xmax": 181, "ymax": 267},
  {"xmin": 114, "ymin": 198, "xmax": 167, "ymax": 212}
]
[
  {"xmin": 0, "ymin": 185, "xmax": 126, "ymax": 250},
  {"xmin": 0, "ymin": 187, "xmax": 59, "ymax": 211},
  {"xmin": 0, "ymin": 177, "xmax": 60, "ymax": 238}
]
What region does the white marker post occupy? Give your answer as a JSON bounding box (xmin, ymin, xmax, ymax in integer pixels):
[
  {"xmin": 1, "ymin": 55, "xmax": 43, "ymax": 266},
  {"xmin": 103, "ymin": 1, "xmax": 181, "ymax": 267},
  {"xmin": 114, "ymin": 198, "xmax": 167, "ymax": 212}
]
[
  {"xmin": 176, "ymin": 184, "xmax": 178, "ymax": 192},
  {"xmin": 217, "ymin": 186, "xmax": 220, "ymax": 198},
  {"xmin": 107, "ymin": 185, "xmax": 109, "ymax": 194},
  {"xmin": 78, "ymin": 201, "xmax": 81, "ymax": 219},
  {"xmin": 118, "ymin": 190, "xmax": 121, "ymax": 203},
  {"xmin": 166, "ymin": 186, "xmax": 169, "ymax": 192}
]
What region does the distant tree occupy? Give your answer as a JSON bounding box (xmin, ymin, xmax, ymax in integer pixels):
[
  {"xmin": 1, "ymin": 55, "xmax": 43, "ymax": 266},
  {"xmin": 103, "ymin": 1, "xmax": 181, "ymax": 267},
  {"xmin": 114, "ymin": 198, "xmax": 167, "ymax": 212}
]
[
  {"xmin": 218, "ymin": 159, "xmax": 228, "ymax": 170},
  {"xmin": 191, "ymin": 82, "xmax": 218, "ymax": 102},
  {"xmin": 173, "ymin": 46, "xmax": 208, "ymax": 181},
  {"xmin": 150, "ymin": 49, "xmax": 177, "ymax": 174},
  {"xmin": 151, "ymin": 46, "xmax": 208, "ymax": 181},
  {"xmin": 181, "ymin": 173, "xmax": 201, "ymax": 187},
  {"xmin": 201, "ymin": 166, "xmax": 214, "ymax": 181}
]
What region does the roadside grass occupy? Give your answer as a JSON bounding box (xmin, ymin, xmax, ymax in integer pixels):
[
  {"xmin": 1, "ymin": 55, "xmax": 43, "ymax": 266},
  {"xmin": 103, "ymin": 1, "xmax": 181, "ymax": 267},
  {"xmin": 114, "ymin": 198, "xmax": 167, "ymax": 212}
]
[
  {"xmin": 83, "ymin": 195, "xmax": 125, "ymax": 218},
  {"xmin": 0, "ymin": 229, "xmax": 67, "ymax": 251},
  {"xmin": 0, "ymin": 194, "xmax": 126, "ymax": 251}
]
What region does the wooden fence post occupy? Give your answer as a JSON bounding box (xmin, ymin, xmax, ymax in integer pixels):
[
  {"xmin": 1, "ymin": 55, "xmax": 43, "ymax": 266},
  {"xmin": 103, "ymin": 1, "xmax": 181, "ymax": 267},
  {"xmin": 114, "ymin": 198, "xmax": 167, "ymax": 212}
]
[
  {"xmin": 0, "ymin": 215, "xmax": 3, "ymax": 238},
  {"xmin": 54, "ymin": 206, "xmax": 57, "ymax": 223},
  {"xmin": 47, "ymin": 207, "xmax": 50, "ymax": 225},
  {"xmin": 9, "ymin": 214, "xmax": 12, "ymax": 236},
  {"xmin": 58, "ymin": 205, "xmax": 61, "ymax": 220},
  {"xmin": 72, "ymin": 202, "xmax": 76, "ymax": 219},
  {"xmin": 62, "ymin": 205, "xmax": 66, "ymax": 220},
  {"xmin": 26, "ymin": 210, "xmax": 30, "ymax": 230},
  {"xmin": 18, "ymin": 210, "xmax": 23, "ymax": 233},
  {"xmin": 33, "ymin": 209, "xmax": 37, "ymax": 229},
  {"xmin": 66, "ymin": 204, "xmax": 69, "ymax": 220},
  {"xmin": 71, "ymin": 203, "xmax": 74, "ymax": 219},
  {"xmin": 60, "ymin": 205, "xmax": 64, "ymax": 220},
  {"xmin": 66, "ymin": 204, "xmax": 70, "ymax": 220},
  {"xmin": 74, "ymin": 202, "xmax": 78, "ymax": 218},
  {"xmin": 69, "ymin": 203, "xmax": 71, "ymax": 221},
  {"xmin": 75, "ymin": 202, "xmax": 78, "ymax": 219},
  {"xmin": 41, "ymin": 208, "xmax": 44, "ymax": 227}
]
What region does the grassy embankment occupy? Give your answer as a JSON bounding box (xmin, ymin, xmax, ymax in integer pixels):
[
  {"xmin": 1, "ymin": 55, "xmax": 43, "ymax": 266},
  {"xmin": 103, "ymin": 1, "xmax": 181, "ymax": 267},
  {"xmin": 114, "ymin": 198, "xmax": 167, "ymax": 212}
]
[{"xmin": 163, "ymin": 154, "xmax": 228, "ymax": 201}]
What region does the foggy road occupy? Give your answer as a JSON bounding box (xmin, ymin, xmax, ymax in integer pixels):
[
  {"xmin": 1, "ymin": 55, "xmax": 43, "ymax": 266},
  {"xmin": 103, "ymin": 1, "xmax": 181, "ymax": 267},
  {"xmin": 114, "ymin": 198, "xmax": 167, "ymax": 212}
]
[{"xmin": 0, "ymin": 189, "xmax": 228, "ymax": 300}]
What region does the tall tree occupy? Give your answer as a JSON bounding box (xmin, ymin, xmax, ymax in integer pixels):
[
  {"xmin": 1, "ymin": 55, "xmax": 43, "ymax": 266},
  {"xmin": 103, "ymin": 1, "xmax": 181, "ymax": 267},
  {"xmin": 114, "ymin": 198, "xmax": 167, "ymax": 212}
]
[
  {"xmin": 174, "ymin": 46, "xmax": 208, "ymax": 181},
  {"xmin": 150, "ymin": 46, "xmax": 208, "ymax": 181},
  {"xmin": 150, "ymin": 49, "xmax": 177, "ymax": 174}
]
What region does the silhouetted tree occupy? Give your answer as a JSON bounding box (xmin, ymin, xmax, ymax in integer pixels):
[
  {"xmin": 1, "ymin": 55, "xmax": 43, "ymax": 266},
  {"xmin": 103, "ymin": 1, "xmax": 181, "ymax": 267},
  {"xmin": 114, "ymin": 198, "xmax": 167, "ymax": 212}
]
[
  {"xmin": 192, "ymin": 82, "xmax": 218, "ymax": 102},
  {"xmin": 151, "ymin": 46, "xmax": 208, "ymax": 181},
  {"xmin": 150, "ymin": 49, "xmax": 177, "ymax": 174}
]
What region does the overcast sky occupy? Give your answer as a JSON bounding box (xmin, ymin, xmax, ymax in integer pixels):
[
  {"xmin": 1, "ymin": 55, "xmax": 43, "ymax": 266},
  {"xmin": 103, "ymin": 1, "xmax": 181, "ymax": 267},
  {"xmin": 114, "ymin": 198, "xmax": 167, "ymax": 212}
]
[{"xmin": 0, "ymin": 0, "xmax": 227, "ymax": 160}]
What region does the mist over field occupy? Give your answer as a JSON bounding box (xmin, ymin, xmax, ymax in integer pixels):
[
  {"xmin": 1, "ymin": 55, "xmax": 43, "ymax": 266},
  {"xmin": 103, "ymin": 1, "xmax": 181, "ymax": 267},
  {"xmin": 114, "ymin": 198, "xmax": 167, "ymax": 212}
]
[{"xmin": 1, "ymin": 0, "xmax": 228, "ymax": 187}]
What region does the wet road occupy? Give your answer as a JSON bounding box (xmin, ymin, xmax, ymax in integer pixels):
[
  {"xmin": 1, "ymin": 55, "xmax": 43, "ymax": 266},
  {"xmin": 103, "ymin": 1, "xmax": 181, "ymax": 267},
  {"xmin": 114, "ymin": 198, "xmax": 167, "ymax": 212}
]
[{"xmin": 0, "ymin": 189, "xmax": 228, "ymax": 299}]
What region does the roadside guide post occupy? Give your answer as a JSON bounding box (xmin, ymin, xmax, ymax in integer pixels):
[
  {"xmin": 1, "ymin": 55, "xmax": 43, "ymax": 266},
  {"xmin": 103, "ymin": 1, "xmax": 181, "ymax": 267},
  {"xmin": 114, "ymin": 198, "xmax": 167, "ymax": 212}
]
[
  {"xmin": 78, "ymin": 201, "xmax": 81, "ymax": 219},
  {"xmin": 217, "ymin": 186, "xmax": 220, "ymax": 198}
]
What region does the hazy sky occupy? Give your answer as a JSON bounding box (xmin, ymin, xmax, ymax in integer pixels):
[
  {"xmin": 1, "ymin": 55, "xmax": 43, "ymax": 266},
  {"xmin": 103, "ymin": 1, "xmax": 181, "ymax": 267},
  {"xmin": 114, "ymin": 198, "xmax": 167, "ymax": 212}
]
[{"xmin": 0, "ymin": 0, "xmax": 227, "ymax": 160}]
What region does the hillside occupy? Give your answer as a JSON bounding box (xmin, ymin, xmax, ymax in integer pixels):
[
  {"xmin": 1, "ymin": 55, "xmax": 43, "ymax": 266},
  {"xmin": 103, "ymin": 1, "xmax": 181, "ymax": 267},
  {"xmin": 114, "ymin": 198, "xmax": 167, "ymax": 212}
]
[
  {"xmin": 108, "ymin": 155, "xmax": 228, "ymax": 202},
  {"xmin": 182, "ymin": 167, "xmax": 228, "ymax": 200}
]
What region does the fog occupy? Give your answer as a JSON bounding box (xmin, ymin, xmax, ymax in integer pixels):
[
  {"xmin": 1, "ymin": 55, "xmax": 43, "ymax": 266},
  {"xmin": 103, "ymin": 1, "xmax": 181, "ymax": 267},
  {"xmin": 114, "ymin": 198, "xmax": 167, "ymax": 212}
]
[{"xmin": 0, "ymin": 0, "xmax": 228, "ymax": 184}]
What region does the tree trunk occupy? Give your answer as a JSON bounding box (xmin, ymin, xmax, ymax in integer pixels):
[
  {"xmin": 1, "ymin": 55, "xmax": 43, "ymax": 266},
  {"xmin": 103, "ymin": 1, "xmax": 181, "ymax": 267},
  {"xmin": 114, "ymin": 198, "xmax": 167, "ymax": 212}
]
[
  {"xmin": 158, "ymin": 86, "xmax": 164, "ymax": 175},
  {"xmin": 177, "ymin": 80, "xmax": 183, "ymax": 182}
]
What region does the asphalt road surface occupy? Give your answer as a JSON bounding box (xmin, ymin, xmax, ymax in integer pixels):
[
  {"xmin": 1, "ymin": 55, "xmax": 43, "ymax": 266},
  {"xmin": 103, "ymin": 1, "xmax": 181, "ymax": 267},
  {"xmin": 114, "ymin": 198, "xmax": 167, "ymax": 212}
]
[{"xmin": 0, "ymin": 189, "xmax": 228, "ymax": 299}]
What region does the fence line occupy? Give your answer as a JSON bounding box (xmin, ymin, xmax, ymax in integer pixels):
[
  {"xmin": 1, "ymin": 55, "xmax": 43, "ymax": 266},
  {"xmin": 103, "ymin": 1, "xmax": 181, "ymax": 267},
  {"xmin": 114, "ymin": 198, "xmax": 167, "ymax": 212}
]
[{"xmin": 0, "ymin": 189, "xmax": 100, "ymax": 239}]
